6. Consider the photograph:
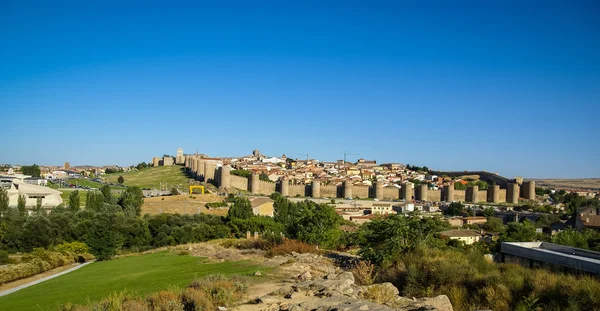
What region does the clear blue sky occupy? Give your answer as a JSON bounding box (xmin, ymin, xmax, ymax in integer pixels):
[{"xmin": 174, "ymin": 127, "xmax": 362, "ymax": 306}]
[{"xmin": 1, "ymin": 1, "xmax": 599, "ymax": 178}]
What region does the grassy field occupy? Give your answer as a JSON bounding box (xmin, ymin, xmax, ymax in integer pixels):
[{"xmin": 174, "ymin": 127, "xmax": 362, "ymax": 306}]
[
  {"xmin": 0, "ymin": 252, "xmax": 265, "ymax": 311},
  {"xmin": 142, "ymin": 194, "xmax": 227, "ymax": 216},
  {"xmin": 106, "ymin": 166, "xmax": 191, "ymax": 189}
]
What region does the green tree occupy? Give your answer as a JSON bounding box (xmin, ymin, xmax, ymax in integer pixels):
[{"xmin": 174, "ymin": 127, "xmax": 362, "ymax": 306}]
[
  {"xmin": 100, "ymin": 185, "xmax": 112, "ymax": 203},
  {"xmin": 20, "ymin": 164, "xmax": 41, "ymax": 177},
  {"xmin": 454, "ymin": 182, "xmax": 467, "ymax": 190},
  {"xmin": 552, "ymin": 229, "xmax": 589, "ymax": 249},
  {"xmin": 295, "ymin": 200, "xmax": 342, "ymax": 248},
  {"xmin": 228, "ymin": 197, "xmax": 253, "ymax": 219},
  {"xmin": 87, "ymin": 215, "xmax": 122, "ymax": 260},
  {"xmin": 482, "ymin": 207, "xmax": 495, "ymax": 217},
  {"xmin": 68, "ymin": 190, "xmax": 80, "ymax": 212},
  {"xmin": 358, "ymin": 214, "xmax": 449, "ymax": 265},
  {"xmin": 445, "ymin": 202, "xmax": 466, "ymax": 216},
  {"xmin": 0, "ymin": 188, "xmax": 9, "ymax": 217},
  {"xmin": 21, "ymin": 215, "xmax": 54, "ymax": 251},
  {"xmin": 117, "ymin": 175, "xmax": 124, "ymax": 184},
  {"xmin": 35, "ymin": 198, "xmax": 43, "ymax": 214},
  {"xmin": 500, "ymin": 221, "xmax": 537, "ymax": 242},
  {"xmin": 86, "ymin": 191, "xmax": 105, "ymax": 212},
  {"xmin": 482, "ymin": 217, "xmax": 505, "ymax": 233},
  {"xmin": 17, "ymin": 195, "xmax": 26, "ymax": 216},
  {"xmin": 118, "ymin": 186, "xmax": 144, "ymax": 216}
]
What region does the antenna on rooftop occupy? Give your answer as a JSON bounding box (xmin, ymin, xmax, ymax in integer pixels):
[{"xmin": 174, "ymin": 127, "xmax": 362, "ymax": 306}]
[
  {"xmin": 343, "ymin": 151, "xmax": 358, "ymax": 164},
  {"xmin": 296, "ymin": 153, "xmax": 309, "ymax": 161}
]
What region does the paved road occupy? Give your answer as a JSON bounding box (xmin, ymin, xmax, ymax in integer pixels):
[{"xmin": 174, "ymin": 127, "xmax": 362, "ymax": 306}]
[{"xmin": 0, "ymin": 261, "xmax": 95, "ymax": 298}]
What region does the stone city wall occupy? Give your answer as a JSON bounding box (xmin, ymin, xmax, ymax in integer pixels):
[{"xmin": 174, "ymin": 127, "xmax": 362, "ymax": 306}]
[
  {"xmin": 453, "ymin": 190, "xmax": 467, "ymax": 202},
  {"xmin": 382, "ymin": 187, "xmax": 400, "ymax": 200},
  {"xmin": 320, "ymin": 185, "xmax": 338, "ymax": 198},
  {"xmin": 353, "ymin": 185, "xmax": 369, "ymax": 199},
  {"xmin": 427, "ymin": 190, "xmax": 442, "ymax": 202},
  {"xmin": 288, "ymin": 185, "xmax": 307, "ymax": 197},
  {"xmin": 477, "ymin": 190, "xmax": 488, "ymax": 203},
  {"xmin": 258, "ymin": 180, "xmax": 276, "ymax": 196},
  {"xmin": 230, "ymin": 175, "xmax": 249, "ymax": 190}
]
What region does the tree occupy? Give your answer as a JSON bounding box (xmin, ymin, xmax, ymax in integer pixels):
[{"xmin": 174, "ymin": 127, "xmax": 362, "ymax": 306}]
[
  {"xmin": 118, "ymin": 186, "xmax": 144, "ymax": 216},
  {"xmin": 20, "ymin": 164, "xmax": 41, "ymax": 177},
  {"xmin": 21, "ymin": 215, "xmax": 53, "ymax": 251},
  {"xmin": 68, "ymin": 190, "xmax": 80, "ymax": 212},
  {"xmin": 482, "ymin": 207, "xmax": 495, "ymax": 217},
  {"xmin": 358, "ymin": 214, "xmax": 449, "ymax": 265},
  {"xmin": 500, "ymin": 220, "xmax": 537, "ymax": 242},
  {"xmin": 482, "ymin": 217, "xmax": 505, "ymax": 233},
  {"xmin": 17, "ymin": 195, "xmax": 26, "ymax": 216},
  {"xmin": 552, "ymin": 229, "xmax": 589, "ymax": 249},
  {"xmin": 87, "ymin": 215, "xmax": 122, "ymax": 260},
  {"xmin": 100, "ymin": 185, "xmax": 112, "ymax": 203},
  {"xmin": 35, "ymin": 198, "xmax": 43, "ymax": 214},
  {"xmin": 117, "ymin": 175, "xmax": 125, "ymax": 184},
  {"xmin": 445, "ymin": 202, "xmax": 466, "ymax": 216},
  {"xmin": 228, "ymin": 197, "xmax": 253, "ymax": 219},
  {"xmin": 86, "ymin": 191, "xmax": 105, "ymax": 212},
  {"xmin": 0, "ymin": 189, "xmax": 9, "ymax": 217}
]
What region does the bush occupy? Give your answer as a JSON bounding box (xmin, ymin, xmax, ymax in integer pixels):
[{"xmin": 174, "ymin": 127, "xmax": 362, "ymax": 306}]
[
  {"xmin": 54, "ymin": 241, "xmax": 89, "ymax": 255},
  {"xmin": 60, "ymin": 275, "xmax": 248, "ymax": 310},
  {"xmin": 267, "ymin": 239, "xmax": 318, "ymax": 257},
  {"xmin": 0, "ymin": 249, "xmax": 82, "ymax": 284},
  {"xmin": 380, "ymin": 247, "xmax": 600, "ymax": 311},
  {"xmin": 0, "ymin": 250, "xmax": 8, "ymax": 264},
  {"xmin": 352, "ymin": 260, "xmax": 377, "ymax": 285}
]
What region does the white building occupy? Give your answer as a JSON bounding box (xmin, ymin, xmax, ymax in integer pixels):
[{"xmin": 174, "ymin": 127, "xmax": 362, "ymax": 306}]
[{"xmin": 6, "ymin": 180, "xmax": 63, "ymax": 210}]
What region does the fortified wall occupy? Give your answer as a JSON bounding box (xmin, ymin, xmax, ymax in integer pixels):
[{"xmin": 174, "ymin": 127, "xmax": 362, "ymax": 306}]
[{"xmin": 184, "ymin": 157, "xmax": 535, "ymax": 203}]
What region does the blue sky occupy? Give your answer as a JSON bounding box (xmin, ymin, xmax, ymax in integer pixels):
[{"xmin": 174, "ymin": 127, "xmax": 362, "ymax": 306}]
[{"xmin": 1, "ymin": 1, "xmax": 599, "ymax": 178}]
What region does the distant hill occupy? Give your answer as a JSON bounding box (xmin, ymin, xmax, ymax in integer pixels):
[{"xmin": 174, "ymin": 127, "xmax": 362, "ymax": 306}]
[
  {"xmin": 529, "ymin": 178, "xmax": 600, "ymax": 191},
  {"xmin": 105, "ymin": 165, "xmax": 191, "ymax": 189}
]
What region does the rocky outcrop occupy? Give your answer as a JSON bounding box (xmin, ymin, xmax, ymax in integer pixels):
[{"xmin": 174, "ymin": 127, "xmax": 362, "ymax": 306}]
[{"xmin": 249, "ymin": 260, "xmax": 453, "ymax": 311}]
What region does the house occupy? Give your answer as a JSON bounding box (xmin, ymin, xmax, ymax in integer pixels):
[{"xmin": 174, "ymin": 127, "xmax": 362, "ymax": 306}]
[
  {"xmin": 439, "ymin": 229, "xmax": 483, "ymax": 245},
  {"xmin": 6, "ymin": 180, "xmax": 63, "ymax": 211},
  {"xmin": 250, "ymin": 197, "xmax": 274, "ymax": 217},
  {"xmin": 463, "ymin": 216, "xmax": 487, "ymax": 225}
]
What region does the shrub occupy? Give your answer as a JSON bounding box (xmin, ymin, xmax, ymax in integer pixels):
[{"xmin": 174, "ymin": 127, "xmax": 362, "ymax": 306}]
[
  {"xmin": 147, "ymin": 290, "xmax": 182, "ymax": 311},
  {"xmin": 0, "ymin": 250, "xmax": 8, "ymax": 264},
  {"xmin": 266, "ymin": 239, "xmax": 318, "ymax": 257},
  {"xmin": 54, "ymin": 241, "xmax": 89, "ymax": 255},
  {"xmin": 352, "ymin": 260, "xmax": 377, "ymax": 285}
]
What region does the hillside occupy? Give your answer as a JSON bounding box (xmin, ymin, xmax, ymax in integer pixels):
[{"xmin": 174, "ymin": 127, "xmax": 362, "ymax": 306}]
[
  {"xmin": 106, "ymin": 165, "xmax": 191, "ymax": 189},
  {"xmin": 530, "ymin": 178, "xmax": 600, "ymax": 191}
]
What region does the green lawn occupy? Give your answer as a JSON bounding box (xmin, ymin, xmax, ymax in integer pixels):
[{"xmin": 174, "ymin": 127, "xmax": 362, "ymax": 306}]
[
  {"xmin": 0, "ymin": 252, "xmax": 265, "ymax": 311},
  {"xmin": 106, "ymin": 166, "xmax": 191, "ymax": 189}
]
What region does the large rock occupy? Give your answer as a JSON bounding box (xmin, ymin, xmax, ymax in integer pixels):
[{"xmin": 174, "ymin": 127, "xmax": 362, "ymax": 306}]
[{"xmin": 407, "ymin": 295, "xmax": 453, "ymax": 311}]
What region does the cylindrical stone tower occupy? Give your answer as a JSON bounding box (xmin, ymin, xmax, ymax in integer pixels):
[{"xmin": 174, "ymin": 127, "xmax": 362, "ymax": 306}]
[
  {"xmin": 220, "ymin": 166, "xmax": 231, "ymax": 189},
  {"xmin": 311, "ymin": 180, "xmax": 321, "ymax": 198},
  {"xmin": 280, "ymin": 177, "xmax": 289, "ymax": 196},
  {"xmin": 344, "ymin": 181, "xmax": 353, "ymax": 199},
  {"xmin": 487, "ymin": 185, "xmax": 500, "ymax": 203},
  {"xmin": 418, "ymin": 184, "xmax": 428, "ymax": 201},
  {"xmin": 467, "ymin": 185, "xmax": 479, "ymax": 203},
  {"xmin": 198, "ymin": 159, "xmax": 205, "ymax": 177},
  {"xmin": 507, "ymin": 183, "xmax": 519, "ymax": 204},
  {"xmin": 444, "ymin": 184, "xmax": 455, "ymax": 202},
  {"xmin": 204, "ymin": 162, "xmax": 215, "ymax": 182},
  {"xmin": 375, "ymin": 181, "xmax": 384, "ymax": 200},
  {"xmin": 522, "ymin": 181, "xmax": 535, "ymax": 200},
  {"xmin": 402, "ymin": 182, "xmax": 414, "ymax": 201},
  {"xmin": 250, "ymin": 174, "xmax": 260, "ymax": 194}
]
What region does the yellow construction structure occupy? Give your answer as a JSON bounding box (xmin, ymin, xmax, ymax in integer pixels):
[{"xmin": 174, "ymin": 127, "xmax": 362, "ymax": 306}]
[{"xmin": 189, "ymin": 185, "xmax": 205, "ymax": 194}]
